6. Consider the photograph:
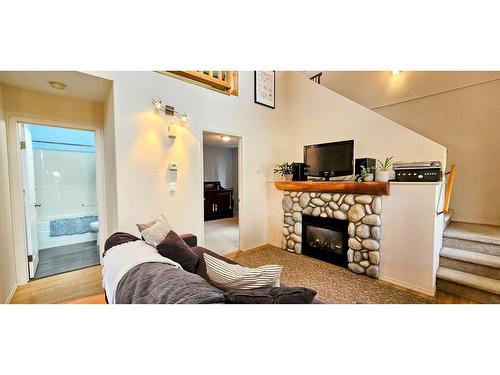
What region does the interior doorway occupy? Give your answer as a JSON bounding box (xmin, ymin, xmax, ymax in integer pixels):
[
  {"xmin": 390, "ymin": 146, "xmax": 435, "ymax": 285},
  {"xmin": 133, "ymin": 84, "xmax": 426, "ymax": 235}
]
[
  {"xmin": 19, "ymin": 123, "xmax": 100, "ymax": 279},
  {"xmin": 202, "ymin": 131, "xmax": 241, "ymax": 255}
]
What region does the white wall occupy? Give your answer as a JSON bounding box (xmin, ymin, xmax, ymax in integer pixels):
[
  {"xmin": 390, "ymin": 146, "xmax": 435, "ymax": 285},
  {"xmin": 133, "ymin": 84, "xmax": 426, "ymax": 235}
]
[
  {"xmin": 89, "ymin": 71, "xmax": 287, "ymax": 250},
  {"xmin": 0, "ymin": 84, "xmax": 17, "ymax": 303},
  {"xmin": 103, "ymin": 86, "xmax": 118, "ymax": 235},
  {"xmin": 380, "ymin": 182, "xmax": 444, "ymax": 295},
  {"xmin": 375, "ymin": 79, "xmax": 500, "ymax": 225},
  {"xmin": 281, "ymin": 73, "xmax": 447, "ymax": 166}
]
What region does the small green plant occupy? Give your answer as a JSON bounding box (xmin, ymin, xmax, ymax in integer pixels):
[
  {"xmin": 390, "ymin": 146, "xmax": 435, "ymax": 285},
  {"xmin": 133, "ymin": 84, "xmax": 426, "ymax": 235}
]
[
  {"xmin": 356, "ymin": 165, "xmax": 375, "ymax": 182},
  {"xmin": 274, "ymin": 162, "xmax": 295, "ymax": 177},
  {"xmin": 376, "ymin": 156, "xmax": 394, "ymax": 171},
  {"xmin": 355, "ymin": 165, "xmax": 374, "ymax": 182}
]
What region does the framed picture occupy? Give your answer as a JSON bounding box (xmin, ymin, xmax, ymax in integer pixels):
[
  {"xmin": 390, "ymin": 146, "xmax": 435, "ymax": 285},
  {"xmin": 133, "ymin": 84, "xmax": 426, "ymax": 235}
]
[{"xmin": 254, "ymin": 71, "xmax": 275, "ymax": 109}]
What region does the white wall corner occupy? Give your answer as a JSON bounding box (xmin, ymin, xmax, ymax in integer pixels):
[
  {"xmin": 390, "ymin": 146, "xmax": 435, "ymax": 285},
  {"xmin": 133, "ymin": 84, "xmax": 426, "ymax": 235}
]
[{"xmin": 5, "ymin": 283, "xmax": 17, "ymax": 304}]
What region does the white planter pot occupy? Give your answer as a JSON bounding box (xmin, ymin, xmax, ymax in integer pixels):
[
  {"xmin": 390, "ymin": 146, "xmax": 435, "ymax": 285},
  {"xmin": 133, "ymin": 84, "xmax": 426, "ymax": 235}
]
[
  {"xmin": 375, "ymin": 170, "xmax": 390, "ymax": 182},
  {"xmin": 363, "ymin": 173, "xmax": 374, "ymax": 182},
  {"xmin": 284, "ymin": 174, "xmax": 294, "ymax": 181}
]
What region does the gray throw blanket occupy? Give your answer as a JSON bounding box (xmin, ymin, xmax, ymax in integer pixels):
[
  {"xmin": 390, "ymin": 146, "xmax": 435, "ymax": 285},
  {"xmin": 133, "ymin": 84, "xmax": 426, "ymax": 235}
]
[{"xmin": 115, "ymin": 262, "xmax": 226, "ymax": 304}]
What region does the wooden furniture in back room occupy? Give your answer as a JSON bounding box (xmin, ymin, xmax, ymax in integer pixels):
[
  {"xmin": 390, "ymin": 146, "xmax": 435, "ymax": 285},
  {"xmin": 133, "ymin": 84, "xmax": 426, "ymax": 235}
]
[{"xmin": 204, "ymin": 181, "xmax": 234, "ymax": 221}]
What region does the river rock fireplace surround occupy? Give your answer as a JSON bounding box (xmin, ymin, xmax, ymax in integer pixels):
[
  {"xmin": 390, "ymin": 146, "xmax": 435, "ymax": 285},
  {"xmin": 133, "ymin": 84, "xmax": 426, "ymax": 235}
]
[{"xmin": 276, "ymin": 181, "xmax": 389, "ymax": 279}]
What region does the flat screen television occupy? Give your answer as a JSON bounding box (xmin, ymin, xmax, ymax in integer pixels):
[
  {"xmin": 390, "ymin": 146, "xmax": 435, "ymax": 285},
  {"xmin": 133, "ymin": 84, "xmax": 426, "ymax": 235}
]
[{"xmin": 304, "ymin": 140, "xmax": 354, "ymax": 180}]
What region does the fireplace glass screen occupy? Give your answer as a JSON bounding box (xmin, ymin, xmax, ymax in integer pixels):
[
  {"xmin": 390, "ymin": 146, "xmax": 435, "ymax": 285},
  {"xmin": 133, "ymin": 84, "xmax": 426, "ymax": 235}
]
[{"xmin": 306, "ymin": 225, "xmax": 344, "ymax": 255}]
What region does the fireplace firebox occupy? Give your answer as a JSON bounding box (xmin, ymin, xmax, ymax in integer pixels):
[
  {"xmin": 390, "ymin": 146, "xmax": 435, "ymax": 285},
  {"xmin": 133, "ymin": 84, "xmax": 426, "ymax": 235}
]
[{"xmin": 302, "ymin": 215, "xmax": 349, "ymax": 267}]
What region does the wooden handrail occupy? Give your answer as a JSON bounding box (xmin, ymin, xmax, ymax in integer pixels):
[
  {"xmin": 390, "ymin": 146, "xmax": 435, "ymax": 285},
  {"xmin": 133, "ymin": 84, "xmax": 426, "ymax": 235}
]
[
  {"xmin": 310, "ymin": 72, "xmax": 322, "ymax": 84},
  {"xmin": 443, "ymin": 164, "xmax": 455, "ymax": 214},
  {"xmin": 168, "ymin": 71, "xmax": 238, "ymax": 95}
]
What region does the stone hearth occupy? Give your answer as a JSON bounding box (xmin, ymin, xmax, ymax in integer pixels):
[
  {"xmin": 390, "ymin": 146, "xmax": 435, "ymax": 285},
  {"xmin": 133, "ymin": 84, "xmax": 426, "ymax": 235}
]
[{"xmin": 281, "ymin": 191, "xmax": 382, "ymax": 278}]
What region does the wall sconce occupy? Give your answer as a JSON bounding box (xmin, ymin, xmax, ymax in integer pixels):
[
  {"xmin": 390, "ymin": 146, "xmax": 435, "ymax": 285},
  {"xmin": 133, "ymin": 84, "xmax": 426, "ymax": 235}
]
[{"xmin": 152, "ymin": 99, "xmax": 188, "ymax": 122}]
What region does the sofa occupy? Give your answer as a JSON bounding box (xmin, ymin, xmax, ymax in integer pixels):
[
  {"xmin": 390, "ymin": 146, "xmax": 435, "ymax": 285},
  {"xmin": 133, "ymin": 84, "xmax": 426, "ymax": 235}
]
[{"xmin": 103, "ymin": 232, "xmax": 321, "ymax": 304}]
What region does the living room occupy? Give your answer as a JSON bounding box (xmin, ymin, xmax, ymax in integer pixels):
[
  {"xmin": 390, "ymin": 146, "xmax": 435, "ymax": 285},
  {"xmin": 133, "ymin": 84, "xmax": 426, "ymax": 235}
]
[{"xmin": 0, "ymin": 2, "xmax": 498, "ymax": 374}]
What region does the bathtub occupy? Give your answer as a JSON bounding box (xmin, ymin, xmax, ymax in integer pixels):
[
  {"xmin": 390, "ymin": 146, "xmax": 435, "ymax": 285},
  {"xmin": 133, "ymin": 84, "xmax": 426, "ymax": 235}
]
[{"xmin": 37, "ymin": 214, "xmax": 98, "ymax": 250}]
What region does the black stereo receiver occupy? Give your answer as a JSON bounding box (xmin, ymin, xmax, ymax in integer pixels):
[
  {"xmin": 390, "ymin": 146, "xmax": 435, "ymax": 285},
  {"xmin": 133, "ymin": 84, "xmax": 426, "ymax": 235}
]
[
  {"xmin": 394, "ymin": 168, "xmax": 442, "ymax": 182},
  {"xmin": 393, "ymin": 161, "xmax": 442, "ymax": 182}
]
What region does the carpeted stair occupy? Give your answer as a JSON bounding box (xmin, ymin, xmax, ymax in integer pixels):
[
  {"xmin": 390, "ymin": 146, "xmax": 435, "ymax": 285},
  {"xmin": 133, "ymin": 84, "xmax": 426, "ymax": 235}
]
[
  {"xmin": 437, "ymin": 222, "xmax": 500, "ymax": 303},
  {"xmin": 444, "ymin": 209, "xmax": 454, "ymax": 230}
]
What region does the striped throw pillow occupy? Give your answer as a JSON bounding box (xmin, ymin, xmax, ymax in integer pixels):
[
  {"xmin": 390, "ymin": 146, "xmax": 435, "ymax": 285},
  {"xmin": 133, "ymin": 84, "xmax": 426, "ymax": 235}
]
[{"xmin": 203, "ymin": 253, "xmax": 283, "ymax": 291}]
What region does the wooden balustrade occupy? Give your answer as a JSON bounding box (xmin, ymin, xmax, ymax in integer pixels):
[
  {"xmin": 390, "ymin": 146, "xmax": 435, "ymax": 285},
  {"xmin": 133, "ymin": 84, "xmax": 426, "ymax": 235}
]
[
  {"xmin": 443, "ymin": 164, "xmax": 456, "ymax": 214},
  {"xmin": 168, "ymin": 71, "xmax": 238, "ymax": 95},
  {"xmin": 310, "ymin": 72, "xmax": 322, "ymax": 84}
]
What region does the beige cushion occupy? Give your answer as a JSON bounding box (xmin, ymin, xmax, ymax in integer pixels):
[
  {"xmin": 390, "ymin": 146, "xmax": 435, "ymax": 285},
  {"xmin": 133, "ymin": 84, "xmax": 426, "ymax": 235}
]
[
  {"xmin": 141, "ymin": 216, "xmax": 173, "ymax": 247},
  {"xmin": 203, "ymin": 253, "xmax": 283, "ymax": 291},
  {"xmin": 136, "ymin": 214, "xmax": 166, "ymax": 233}
]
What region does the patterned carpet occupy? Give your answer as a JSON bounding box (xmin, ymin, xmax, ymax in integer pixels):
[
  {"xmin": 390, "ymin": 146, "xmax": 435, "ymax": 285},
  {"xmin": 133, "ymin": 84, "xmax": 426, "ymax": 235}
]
[{"xmin": 234, "ymin": 246, "xmax": 430, "ymax": 304}]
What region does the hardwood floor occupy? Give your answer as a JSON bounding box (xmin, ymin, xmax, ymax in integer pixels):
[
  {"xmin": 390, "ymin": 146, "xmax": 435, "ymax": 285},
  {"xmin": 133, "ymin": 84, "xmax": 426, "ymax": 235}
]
[
  {"xmin": 34, "ymin": 241, "xmax": 100, "ymax": 279},
  {"xmin": 11, "ymin": 265, "xmax": 104, "ymax": 304}
]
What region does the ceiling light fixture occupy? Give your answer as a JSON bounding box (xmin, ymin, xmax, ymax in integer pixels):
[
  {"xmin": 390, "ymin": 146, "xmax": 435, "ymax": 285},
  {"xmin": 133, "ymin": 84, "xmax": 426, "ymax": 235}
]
[
  {"xmin": 221, "ymin": 135, "xmax": 231, "ymax": 142},
  {"xmin": 49, "ymin": 81, "xmax": 66, "ymax": 90},
  {"xmin": 152, "ymin": 99, "xmax": 188, "ymax": 122}
]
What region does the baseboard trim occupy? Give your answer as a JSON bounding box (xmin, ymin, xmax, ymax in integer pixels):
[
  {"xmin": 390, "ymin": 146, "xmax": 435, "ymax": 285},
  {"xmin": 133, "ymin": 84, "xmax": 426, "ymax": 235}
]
[
  {"xmin": 379, "ymin": 275, "xmax": 436, "ymax": 297},
  {"xmin": 225, "ymin": 243, "xmax": 279, "ymax": 259},
  {"xmin": 5, "ymin": 283, "xmax": 17, "ymax": 304}
]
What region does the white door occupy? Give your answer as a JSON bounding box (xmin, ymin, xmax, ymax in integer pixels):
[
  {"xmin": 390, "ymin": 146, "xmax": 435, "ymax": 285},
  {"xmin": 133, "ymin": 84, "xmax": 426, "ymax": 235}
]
[{"xmin": 20, "ymin": 124, "xmax": 39, "ymax": 278}]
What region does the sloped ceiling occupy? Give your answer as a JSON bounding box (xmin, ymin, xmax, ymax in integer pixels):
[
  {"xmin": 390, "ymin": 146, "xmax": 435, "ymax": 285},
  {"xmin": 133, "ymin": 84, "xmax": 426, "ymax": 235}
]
[{"xmin": 298, "ymin": 71, "xmax": 500, "ymax": 109}]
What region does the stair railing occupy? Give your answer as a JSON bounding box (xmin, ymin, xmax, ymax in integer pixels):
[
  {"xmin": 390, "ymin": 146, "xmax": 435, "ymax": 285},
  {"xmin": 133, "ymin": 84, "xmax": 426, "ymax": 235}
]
[
  {"xmin": 310, "ymin": 72, "xmax": 322, "ymax": 84},
  {"xmin": 437, "ymin": 164, "xmax": 456, "ymax": 215},
  {"xmin": 168, "ymin": 71, "xmax": 238, "ymax": 95}
]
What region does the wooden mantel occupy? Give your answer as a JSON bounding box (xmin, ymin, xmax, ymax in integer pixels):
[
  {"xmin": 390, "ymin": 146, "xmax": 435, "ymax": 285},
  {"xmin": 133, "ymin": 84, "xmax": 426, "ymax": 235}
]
[{"xmin": 274, "ymin": 181, "xmax": 390, "ymax": 195}]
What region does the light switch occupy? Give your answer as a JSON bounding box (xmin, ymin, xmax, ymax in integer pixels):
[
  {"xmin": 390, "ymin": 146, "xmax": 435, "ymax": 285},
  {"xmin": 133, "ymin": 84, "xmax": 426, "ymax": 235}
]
[
  {"xmin": 168, "ymin": 123, "xmax": 177, "ymax": 139},
  {"xmin": 168, "ymin": 162, "xmax": 178, "ymax": 171},
  {"xmin": 169, "ymin": 182, "xmax": 176, "ymax": 192}
]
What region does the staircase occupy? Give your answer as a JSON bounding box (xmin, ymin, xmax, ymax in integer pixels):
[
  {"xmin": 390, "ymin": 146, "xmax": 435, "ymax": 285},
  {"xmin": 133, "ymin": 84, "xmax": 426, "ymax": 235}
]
[{"xmin": 436, "ymin": 221, "xmax": 500, "ymax": 303}]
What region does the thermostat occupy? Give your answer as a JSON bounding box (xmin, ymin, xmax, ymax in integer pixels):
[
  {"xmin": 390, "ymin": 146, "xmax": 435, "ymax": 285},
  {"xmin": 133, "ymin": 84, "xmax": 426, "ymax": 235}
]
[{"xmin": 168, "ymin": 162, "xmax": 178, "ymax": 171}]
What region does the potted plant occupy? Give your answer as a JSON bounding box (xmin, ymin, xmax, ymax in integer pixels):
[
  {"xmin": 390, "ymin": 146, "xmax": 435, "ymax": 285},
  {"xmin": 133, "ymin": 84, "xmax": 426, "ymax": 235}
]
[
  {"xmin": 357, "ymin": 165, "xmax": 374, "ymax": 182},
  {"xmin": 274, "ymin": 162, "xmax": 295, "ymax": 181},
  {"xmin": 375, "ymin": 157, "xmax": 394, "ymax": 182}
]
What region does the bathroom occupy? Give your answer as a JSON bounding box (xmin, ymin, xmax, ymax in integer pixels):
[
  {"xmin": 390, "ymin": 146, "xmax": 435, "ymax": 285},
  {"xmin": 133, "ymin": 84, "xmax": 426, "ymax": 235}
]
[{"xmin": 23, "ymin": 123, "xmax": 100, "ymax": 279}]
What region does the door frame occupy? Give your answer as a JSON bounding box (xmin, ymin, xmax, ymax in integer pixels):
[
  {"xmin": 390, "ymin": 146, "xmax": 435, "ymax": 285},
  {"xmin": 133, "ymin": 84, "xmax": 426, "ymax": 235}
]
[
  {"xmin": 200, "ymin": 129, "xmax": 242, "ymax": 252},
  {"xmin": 19, "ymin": 124, "xmax": 40, "ymax": 278},
  {"xmin": 6, "ymin": 115, "xmax": 108, "ymax": 285}
]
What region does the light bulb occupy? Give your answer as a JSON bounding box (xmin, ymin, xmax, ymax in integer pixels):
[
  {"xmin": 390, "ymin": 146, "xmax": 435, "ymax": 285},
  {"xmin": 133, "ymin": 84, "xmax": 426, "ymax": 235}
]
[
  {"xmin": 221, "ymin": 135, "xmax": 231, "ymax": 142},
  {"xmin": 154, "ymin": 99, "xmax": 163, "ymax": 110}
]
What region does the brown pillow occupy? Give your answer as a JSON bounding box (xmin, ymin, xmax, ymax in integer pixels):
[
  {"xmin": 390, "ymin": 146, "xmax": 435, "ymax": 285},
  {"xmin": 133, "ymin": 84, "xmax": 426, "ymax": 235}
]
[
  {"xmin": 156, "ymin": 231, "xmax": 199, "ymax": 273},
  {"xmin": 104, "ymin": 232, "xmax": 140, "ymax": 255},
  {"xmin": 224, "ymin": 287, "xmax": 317, "ymax": 304}
]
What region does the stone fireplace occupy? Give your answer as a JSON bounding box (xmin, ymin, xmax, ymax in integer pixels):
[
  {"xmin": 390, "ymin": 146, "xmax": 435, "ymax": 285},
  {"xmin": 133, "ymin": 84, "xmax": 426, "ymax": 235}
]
[{"xmin": 280, "ymin": 189, "xmax": 383, "ymax": 278}]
